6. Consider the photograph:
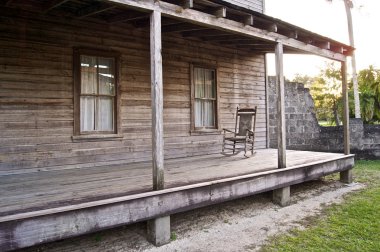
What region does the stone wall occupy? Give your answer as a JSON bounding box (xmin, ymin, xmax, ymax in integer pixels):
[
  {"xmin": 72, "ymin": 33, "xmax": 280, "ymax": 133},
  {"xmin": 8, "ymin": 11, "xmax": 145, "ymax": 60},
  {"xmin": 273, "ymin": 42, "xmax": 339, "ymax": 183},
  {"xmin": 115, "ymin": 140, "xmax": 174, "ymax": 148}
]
[{"xmin": 268, "ymin": 76, "xmax": 380, "ymax": 159}]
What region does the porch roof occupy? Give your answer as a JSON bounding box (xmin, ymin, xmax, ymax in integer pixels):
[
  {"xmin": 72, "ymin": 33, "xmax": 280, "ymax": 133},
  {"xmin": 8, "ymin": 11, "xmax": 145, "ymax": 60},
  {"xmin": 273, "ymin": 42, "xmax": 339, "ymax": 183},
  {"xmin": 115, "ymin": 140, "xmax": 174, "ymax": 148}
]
[{"xmin": 3, "ymin": 0, "xmax": 353, "ymax": 61}]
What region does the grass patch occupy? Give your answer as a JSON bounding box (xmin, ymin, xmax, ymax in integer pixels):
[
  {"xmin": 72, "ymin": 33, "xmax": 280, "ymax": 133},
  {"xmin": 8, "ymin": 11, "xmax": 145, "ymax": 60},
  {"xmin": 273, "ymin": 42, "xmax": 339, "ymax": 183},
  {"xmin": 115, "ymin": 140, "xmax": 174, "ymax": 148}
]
[
  {"xmin": 170, "ymin": 231, "xmax": 177, "ymax": 241},
  {"xmin": 261, "ymin": 160, "xmax": 380, "ymax": 252}
]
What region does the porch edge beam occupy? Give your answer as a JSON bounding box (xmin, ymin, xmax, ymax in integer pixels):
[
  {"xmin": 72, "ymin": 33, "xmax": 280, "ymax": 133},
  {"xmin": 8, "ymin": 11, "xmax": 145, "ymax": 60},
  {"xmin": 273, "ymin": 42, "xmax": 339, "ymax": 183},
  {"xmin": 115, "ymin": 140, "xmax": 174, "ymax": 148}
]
[
  {"xmin": 105, "ymin": 0, "xmax": 346, "ymax": 61},
  {"xmin": 342, "ymin": 60, "xmax": 350, "ymax": 155},
  {"xmin": 275, "ymin": 42, "xmax": 286, "ymax": 168},
  {"xmin": 150, "ymin": 9, "xmax": 164, "ymax": 190}
]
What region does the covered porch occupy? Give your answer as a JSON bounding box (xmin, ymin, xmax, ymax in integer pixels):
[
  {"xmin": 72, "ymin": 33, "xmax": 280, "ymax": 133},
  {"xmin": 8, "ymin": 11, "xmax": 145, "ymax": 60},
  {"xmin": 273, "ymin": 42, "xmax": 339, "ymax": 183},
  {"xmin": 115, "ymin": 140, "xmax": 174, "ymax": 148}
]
[{"xmin": 0, "ymin": 0, "xmax": 354, "ymax": 250}]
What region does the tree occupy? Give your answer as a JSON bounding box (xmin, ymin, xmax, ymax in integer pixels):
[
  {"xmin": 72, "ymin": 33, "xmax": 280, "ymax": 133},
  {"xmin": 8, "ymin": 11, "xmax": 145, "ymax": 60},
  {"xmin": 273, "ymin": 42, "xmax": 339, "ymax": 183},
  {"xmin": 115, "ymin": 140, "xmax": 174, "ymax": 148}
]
[
  {"xmin": 357, "ymin": 65, "xmax": 380, "ymax": 123},
  {"xmin": 300, "ymin": 62, "xmax": 343, "ymax": 125}
]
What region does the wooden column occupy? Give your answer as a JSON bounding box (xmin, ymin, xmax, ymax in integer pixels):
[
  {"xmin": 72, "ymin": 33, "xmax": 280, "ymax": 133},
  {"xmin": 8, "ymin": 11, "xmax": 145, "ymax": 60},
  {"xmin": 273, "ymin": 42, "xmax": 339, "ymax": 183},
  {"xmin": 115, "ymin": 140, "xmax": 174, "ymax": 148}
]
[
  {"xmin": 341, "ymin": 60, "xmax": 350, "ymax": 156},
  {"xmin": 275, "ymin": 42, "xmax": 286, "ymax": 168},
  {"xmin": 150, "ymin": 9, "xmax": 164, "ymax": 191},
  {"xmin": 148, "ymin": 9, "xmax": 170, "ymax": 246},
  {"xmin": 340, "ymin": 60, "xmax": 352, "ymax": 183},
  {"xmin": 273, "ymin": 42, "xmax": 290, "ymax": 206}
]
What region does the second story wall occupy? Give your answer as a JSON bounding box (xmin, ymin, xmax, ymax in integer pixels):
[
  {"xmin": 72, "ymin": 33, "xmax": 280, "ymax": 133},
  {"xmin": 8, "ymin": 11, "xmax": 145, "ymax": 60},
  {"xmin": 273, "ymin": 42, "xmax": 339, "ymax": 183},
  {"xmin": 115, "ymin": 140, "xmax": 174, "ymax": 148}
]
[{"xmin": 222, "ymin": 0, "xmax": 264, "ymax": 13}]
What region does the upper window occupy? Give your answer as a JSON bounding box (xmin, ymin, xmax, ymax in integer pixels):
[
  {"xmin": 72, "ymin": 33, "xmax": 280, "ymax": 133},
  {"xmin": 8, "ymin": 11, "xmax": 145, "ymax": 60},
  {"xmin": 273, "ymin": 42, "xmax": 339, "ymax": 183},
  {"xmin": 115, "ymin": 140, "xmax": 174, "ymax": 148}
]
[
  {"xmin": 74, "ymin": 49, "xmax": 119, "ymax": 135},
  {"xmin": 192, "ymin": 66, "xmax": 218, "ymax": 130}
]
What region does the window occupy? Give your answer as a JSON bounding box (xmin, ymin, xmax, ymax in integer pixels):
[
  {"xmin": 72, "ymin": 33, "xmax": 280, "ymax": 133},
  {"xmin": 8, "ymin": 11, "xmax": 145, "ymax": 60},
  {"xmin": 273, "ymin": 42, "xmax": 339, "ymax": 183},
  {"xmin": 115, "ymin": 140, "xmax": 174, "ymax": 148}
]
[
  {"xmin": 74, "ymin": 49, "xmax": 120, "ymax": 136},
  {"xmin": 191, "ymin": 65, "xmax": 218, "ymax": 130}
]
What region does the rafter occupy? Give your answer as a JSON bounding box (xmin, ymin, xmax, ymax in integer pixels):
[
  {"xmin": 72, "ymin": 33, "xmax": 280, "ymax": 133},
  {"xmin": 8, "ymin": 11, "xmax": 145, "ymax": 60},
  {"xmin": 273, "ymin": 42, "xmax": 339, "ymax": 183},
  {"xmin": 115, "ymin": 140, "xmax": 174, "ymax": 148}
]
[
  {"xmin": 201, "ymin": 35, "xmax": 247, "ymax": 41},
  {"xmin": 282, "ymin": 30, "xmax": 298, "ymax": 39},
  {"xmin": 181, "ymin": 0, "xmax": 193, "ymax": 9},
  {"xmin": 107, "ymin": 12, "xmax": 149, "ymax": 23},
  {"xmin": 213, "ymin": 6, "xmax": 226, "ymax": 18},
  {"xmin": 331, "ymin": 45, "xmax": 344, "ymax": 54},
  {"xmin": 162, "ymin": 23, "xmax": 204, "ymax": 33},
  {"xmin": 314, "ymin": 41, "xmax": 331, "ymax": 50},
  {"xmin": 243, "ymin": 15, "xmax": 253, "ymax": 26},
  {"xmin": 42, "ymin": 0, "xmax": 69, "ymax": 13},
  {"xmin": 76, "ymin": 3, "xmax": 115, "ymax": 18},
  {"xmin": 220, "ymin": 39, "xmax": 268, "ymax": 45},
  {"xmin": 181, "ymin": 29, "xmax": 228, "ymax": 37}
]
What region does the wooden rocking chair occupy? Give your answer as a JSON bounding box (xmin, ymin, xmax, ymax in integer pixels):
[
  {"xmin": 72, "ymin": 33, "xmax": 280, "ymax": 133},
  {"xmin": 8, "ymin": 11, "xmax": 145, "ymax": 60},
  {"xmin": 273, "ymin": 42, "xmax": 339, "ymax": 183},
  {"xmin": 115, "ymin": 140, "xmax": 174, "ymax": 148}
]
[{"xmin": 222, "ymin": 106, "xmax": 257, "ymax": 157}]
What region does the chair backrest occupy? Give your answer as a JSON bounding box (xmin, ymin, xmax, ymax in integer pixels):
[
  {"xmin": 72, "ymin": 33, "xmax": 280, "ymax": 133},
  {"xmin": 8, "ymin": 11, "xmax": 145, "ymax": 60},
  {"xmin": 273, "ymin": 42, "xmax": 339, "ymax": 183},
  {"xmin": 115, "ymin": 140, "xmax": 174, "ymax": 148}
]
[{"xmin": 234, "ymin": 106, "xmax": 257, "ymax": 136}]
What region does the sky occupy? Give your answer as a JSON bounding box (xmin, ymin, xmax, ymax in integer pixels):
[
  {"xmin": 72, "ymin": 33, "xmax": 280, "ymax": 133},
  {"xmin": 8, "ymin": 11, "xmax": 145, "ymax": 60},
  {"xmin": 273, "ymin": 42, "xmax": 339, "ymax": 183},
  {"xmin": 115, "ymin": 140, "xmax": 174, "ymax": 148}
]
[{"xmin": 265, "ymin": 0, "xmax": 380, "ymax": 80}]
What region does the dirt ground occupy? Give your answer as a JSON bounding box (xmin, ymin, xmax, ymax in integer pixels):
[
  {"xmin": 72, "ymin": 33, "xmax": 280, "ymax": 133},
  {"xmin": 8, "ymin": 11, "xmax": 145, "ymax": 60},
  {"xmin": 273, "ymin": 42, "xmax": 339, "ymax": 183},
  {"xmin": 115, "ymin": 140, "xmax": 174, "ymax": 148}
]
[{"xmin": 22, "ymin": 179, "xmax": 363, "ymax": 252}]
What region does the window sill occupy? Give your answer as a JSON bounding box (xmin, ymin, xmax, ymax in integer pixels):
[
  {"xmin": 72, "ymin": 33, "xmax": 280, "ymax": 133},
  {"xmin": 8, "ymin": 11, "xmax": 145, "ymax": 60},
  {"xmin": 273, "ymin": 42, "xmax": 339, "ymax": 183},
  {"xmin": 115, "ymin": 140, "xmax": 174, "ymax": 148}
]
[
  {"xmin": 190, "ymin": 129, "xmax": 222, "ymax": 136},
  {"xmin": 72, "ymin": 134, "xmax": 124, "ymax": 142}
]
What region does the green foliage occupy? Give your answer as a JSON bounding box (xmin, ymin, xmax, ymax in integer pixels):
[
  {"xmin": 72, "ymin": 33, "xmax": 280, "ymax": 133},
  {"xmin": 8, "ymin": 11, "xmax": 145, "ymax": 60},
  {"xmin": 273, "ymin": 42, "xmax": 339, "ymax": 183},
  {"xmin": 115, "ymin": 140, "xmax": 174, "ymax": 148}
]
[
  {"xmin": 261, "ymin": 160, "xmax": 380, "ymax": 252},
  {"xmin": 293, "ymin": 62, "xmax": 343, "ymax": 125},
  {"xmin": 357, "ymin": 65, "xmax": 380, "ymax": 123},
  {"xmin": 292, "ymin": 64, "xmax": 380, "ymax": 125}
]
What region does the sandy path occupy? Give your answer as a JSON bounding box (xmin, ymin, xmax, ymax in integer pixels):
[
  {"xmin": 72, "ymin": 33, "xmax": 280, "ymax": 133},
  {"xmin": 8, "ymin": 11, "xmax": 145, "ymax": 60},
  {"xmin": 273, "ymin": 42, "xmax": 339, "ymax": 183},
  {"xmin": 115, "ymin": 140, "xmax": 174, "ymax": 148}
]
[{"xmin": 25, "ymin": 180, "xmax": 364, "ymax": 252}]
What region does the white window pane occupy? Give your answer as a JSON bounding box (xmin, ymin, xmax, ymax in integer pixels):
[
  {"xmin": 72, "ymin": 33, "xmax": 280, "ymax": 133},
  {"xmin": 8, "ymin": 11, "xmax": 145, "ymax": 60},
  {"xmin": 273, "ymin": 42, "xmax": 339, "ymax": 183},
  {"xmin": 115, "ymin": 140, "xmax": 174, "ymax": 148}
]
[
  {"xmin": 97, "ymin": 97, "xmax": 114, "ymax": 131},
  {"xmin": 194, "ymin": 67, "xmax": 204, "ymax": 98},
  {"xmin": 204, "ymin": 70, "xmax": 215, "ymax": 98},
  {"xmin": 203, "ymin": 100, "xmax": 215, "ymax": 127},
  {"xmin": 194, "ymin": 99, "xmax": 203, "ymax": 127},
  {"xmin": 98, "ymin": 57, "xmax": 115, "ymax": 95},
  {"xmin": 81, "ymin": 55, "xmax": 97, "ymax": 94},
  {"xmin": 80, "ymin": 96, "xmax": 95, "ymax": 131}
]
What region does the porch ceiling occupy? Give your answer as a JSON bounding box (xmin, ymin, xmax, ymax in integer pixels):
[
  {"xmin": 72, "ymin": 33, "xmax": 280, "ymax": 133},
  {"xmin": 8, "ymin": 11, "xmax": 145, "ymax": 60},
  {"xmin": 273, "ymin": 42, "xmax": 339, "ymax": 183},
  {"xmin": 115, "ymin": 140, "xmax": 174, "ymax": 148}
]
[{"xmin": 3, "ymin": 0, "xmax": 353, "ymax": 60}]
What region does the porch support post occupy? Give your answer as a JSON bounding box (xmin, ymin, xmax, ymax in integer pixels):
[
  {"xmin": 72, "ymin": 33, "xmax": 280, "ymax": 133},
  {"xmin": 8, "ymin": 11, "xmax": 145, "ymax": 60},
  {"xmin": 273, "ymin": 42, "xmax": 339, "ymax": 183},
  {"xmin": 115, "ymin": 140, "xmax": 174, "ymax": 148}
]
[
  {"xmin": 273, "ymin": 186, "xmax": 290, "ymax": 207},
  {"xmin": 148, "ymin": 9, "xmax": 170, "ymax": 246},
  {"xmin": 275, "ymin": 42, "xmax": 286, "ymax": 168},
  {"xmin": 340, "ymin": 60, "xmax": 353, "ymax": 183},
  {"xmin": 273, "ymin": 42, "xmax": 290, "ymax": 206}
]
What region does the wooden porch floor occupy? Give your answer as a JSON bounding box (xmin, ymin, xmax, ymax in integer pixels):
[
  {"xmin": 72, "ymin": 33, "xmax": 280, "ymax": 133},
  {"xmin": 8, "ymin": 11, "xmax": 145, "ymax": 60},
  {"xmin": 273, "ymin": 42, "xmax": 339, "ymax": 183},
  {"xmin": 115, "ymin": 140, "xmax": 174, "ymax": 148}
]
[{"xmin": 0, "ymin": 149, "xmax": 349, "ymax": 218}]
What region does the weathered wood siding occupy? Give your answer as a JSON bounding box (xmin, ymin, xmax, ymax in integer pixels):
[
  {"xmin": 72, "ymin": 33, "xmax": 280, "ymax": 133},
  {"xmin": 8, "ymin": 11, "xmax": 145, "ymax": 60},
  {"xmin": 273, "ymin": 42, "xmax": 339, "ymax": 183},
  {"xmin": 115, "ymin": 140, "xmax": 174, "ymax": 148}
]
[
  {"xmin": 0, "ymin": 11, "xmax": 267, "ymax": 175},
  {"xmin": 223, "ymin": 0, "xmax": 264, "ymax": 13}
]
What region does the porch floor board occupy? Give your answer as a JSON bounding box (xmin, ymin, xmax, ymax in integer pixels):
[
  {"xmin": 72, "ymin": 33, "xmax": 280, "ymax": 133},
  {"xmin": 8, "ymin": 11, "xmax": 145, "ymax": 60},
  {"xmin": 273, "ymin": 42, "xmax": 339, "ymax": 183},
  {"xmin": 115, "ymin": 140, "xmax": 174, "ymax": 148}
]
[{"xmin": 0, "ymin": 149, "xmax": 347, "ymax": 217}]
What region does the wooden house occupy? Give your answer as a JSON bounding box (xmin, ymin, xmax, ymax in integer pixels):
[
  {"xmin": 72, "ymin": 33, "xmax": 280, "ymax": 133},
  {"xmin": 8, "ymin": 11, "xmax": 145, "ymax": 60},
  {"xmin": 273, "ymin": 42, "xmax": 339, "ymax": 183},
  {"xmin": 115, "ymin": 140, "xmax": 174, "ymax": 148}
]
[{"xmin": 0, "ymin": 0, "xmax": 354, "ymax": 250}]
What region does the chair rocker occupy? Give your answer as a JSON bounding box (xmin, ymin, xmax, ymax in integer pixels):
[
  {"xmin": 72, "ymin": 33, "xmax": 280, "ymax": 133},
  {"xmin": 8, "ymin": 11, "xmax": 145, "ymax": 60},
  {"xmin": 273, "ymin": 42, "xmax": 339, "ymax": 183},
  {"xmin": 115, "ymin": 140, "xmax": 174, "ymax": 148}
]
[{"xmin": 222, "ymin": 106, "xmax": 257, "ymax": 157}]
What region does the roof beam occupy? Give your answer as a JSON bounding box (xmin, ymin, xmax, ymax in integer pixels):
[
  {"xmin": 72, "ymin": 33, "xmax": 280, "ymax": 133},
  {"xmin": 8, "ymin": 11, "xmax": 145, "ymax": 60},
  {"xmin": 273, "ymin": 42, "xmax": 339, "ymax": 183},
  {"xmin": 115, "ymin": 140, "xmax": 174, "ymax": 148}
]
[
  {"xmin": 76, "ymin": 3, "xmax": 115, "ymax": 18},
  {"xmin": 42, "ymin": 0, "xmax": 69, "ymax": 13},
  {"xmin": 105, "ymin": 0, "xmax": 347, "ymax": 61}
]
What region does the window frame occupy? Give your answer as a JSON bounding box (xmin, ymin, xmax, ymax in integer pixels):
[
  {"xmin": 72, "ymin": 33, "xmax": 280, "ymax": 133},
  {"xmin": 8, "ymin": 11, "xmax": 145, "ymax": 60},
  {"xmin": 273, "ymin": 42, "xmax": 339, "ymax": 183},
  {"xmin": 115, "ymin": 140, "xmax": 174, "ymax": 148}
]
[
  {"xmin": 190, "ymin": 63, "xmax": 220, "ymax": 133},
  {"xmin": 73, "ymin": 48, "xmax": 121, "ymax": 139}
]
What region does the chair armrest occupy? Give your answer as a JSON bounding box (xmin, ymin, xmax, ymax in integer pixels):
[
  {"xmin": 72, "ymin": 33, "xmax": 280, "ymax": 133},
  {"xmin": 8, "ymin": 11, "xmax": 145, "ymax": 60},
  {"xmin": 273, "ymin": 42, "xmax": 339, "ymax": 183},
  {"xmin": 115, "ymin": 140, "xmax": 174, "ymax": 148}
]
[
  {"xmin": 223, "ymin": 128, "xmax": 234, "ymax": 133},
  {"xmin": 246, "ymin": 129, "xmax": 256, "ymax": 137}
]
